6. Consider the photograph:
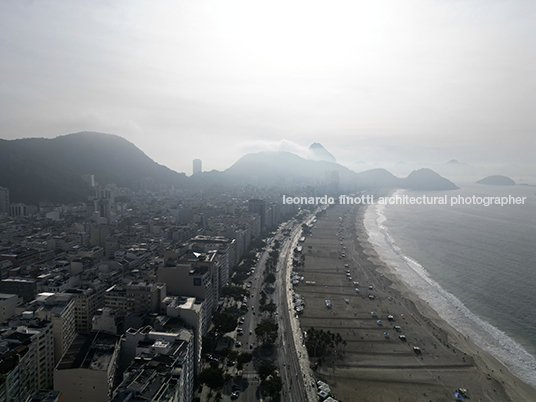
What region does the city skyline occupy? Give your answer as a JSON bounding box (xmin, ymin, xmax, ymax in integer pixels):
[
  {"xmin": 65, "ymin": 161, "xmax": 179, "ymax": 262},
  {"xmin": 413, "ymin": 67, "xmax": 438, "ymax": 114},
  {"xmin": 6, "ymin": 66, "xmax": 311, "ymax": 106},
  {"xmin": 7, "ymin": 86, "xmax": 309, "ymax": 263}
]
[{"xmin": 1, "ymin": 0, "xmax": 534, "ymax": 174}]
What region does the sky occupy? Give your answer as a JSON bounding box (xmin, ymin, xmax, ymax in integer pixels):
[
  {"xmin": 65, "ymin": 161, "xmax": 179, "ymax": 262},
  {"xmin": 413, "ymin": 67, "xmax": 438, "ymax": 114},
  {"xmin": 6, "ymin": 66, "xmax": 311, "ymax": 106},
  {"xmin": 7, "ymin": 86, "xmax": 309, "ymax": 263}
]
[{"xmin": 1, "ymin": 0, "xmax": 535, "ymax": 175}]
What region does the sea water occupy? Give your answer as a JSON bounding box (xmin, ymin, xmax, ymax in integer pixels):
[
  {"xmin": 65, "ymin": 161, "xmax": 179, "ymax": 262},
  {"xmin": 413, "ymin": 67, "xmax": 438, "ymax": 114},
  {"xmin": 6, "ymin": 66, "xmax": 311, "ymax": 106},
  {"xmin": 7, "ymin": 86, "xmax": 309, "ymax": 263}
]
[{"xmin": 364, "ymin": 183, "xmax": 536, "ymax": 387}]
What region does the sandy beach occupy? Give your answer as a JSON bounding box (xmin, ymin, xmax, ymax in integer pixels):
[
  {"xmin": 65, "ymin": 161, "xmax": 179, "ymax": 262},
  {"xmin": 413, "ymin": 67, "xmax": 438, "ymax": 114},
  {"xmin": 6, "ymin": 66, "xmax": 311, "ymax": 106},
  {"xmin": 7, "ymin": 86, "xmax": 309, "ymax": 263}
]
[{"xmin": 295, "ymin": 203, "xmax": 536, "ymax": 402}]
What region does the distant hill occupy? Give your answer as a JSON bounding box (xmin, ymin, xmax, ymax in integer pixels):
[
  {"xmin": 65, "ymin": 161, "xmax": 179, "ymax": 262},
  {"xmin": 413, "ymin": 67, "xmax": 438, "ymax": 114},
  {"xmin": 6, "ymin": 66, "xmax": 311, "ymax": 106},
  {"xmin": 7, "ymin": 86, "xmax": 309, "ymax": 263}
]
[
  {"xmin": 224, "ymin": 152, "xmax": 458, "ymax": 191},
  {"xmin": 224, "ymin": 151, "xmax": 354, "ymax": 185},
  {"xmin": 0, "ymin": 133, "xmax": 460, "ymax": 204},
  {"xmin": 354, "ymin": 168, "xmax": 400, "ymax": 188},
  {"xmin": 476, "ymin": 175, "xmax": 515, "ymax": 186},
  {"xmin": 307, "ymin": 143, "xmax": 336, "ymax": 163},
  {"xmin": 0, "ymin": 132, "xmax": 188, "ymax": 204},
  {"xmin": 402, "ymin": 168, "xmax": 459, "ymax": 190}
]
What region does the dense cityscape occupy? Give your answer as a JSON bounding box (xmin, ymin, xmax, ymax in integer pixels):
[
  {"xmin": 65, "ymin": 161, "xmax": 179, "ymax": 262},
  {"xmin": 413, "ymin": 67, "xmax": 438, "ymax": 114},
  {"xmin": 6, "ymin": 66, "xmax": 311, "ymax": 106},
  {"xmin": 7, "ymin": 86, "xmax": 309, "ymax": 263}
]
[
  {"xmin": 1, "ymin": 1, "xmax": 534, "ymax": 401},
  {"xmin": 0, "ymin": 165, "xmax": 325, "ymax": 402}
]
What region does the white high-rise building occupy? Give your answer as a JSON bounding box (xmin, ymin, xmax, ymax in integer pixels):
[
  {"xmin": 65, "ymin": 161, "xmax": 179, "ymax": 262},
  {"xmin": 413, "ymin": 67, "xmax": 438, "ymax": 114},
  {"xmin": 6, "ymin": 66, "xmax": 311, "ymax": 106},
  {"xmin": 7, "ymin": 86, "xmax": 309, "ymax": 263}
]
[
  {"xmin": 30, "ymin": 292, "xmax": 76, "ymax": 364},
  {"xmin": 0, "ymin": 187, "xmax": 9, "ymax": 213},
  {"xmin": 193, "ymin": 158, "xmax": 202, "ymax": 175}
]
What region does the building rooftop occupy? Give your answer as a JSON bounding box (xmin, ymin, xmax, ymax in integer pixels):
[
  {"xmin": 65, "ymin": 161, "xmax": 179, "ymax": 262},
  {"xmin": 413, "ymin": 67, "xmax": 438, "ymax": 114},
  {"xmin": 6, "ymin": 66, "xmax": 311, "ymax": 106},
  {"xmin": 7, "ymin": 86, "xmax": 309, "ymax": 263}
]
[
  {"xmin": 56, "ymin": 331, "xmax": 120, "ymax": 371},
  {"xmin": 111, "ymin": 352, "xmax": 186, "ymax": 402}
]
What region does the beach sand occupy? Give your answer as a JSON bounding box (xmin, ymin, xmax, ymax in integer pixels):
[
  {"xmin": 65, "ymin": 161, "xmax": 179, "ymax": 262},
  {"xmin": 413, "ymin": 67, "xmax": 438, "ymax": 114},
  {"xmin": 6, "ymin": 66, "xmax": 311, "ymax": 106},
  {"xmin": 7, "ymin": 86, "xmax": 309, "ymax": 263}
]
[{"xmin": 295, "ymin": 203, "xmax": 536, "ymax": 402}]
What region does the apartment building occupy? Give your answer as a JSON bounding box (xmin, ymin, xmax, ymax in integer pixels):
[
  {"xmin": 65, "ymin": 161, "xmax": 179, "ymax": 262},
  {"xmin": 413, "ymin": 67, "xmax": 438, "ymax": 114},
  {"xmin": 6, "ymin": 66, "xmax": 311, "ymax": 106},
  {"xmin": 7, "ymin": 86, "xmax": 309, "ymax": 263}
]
[
  {"xmin": 30, "ymin": 292, "xmax": 76, "ymax": 364},
  {"xmin": 54, "ymin": 331, "xmax": 121, "ymax": 402}
]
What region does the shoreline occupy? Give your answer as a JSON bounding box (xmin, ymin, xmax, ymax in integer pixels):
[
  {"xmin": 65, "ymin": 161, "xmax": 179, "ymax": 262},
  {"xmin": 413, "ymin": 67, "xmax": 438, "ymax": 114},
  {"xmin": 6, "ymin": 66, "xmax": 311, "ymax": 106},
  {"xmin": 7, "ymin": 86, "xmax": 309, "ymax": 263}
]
[
  {"xmin": 296, "ymin": 202, "xmax": 536, "ymax": 401},
  {"xmin": 358, "ymin": 202, "xmax": 536, "ymax": 401}
]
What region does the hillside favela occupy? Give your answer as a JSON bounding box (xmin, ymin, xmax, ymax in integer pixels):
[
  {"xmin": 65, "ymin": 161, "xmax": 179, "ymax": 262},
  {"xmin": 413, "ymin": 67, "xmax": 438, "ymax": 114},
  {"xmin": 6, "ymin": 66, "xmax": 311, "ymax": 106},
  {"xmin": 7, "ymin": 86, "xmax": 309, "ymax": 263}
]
[{"xmin": 1, "ymin": 1, "xmax": 536, "ymax": 402}]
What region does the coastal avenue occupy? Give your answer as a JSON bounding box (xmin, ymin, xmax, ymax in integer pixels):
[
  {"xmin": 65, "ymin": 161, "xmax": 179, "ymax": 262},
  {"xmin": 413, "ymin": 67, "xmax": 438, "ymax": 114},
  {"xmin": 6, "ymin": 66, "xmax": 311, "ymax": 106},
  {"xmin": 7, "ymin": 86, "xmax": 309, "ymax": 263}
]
[
  {"xmin": 235, "ymin": 211, "xmax": 318, "ymax": 402},
  {"xmin": 274, "ymin": 215, "xmax": 314, "ymax": 402}
]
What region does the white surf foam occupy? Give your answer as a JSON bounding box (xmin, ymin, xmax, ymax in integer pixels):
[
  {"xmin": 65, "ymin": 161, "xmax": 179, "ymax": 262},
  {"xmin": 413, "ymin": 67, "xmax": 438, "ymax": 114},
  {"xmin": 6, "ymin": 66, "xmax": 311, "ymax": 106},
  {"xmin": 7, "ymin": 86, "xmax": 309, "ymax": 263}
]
[{"xmin": 363, "ymin": 197, "xmax": 536, "ymax": 388}]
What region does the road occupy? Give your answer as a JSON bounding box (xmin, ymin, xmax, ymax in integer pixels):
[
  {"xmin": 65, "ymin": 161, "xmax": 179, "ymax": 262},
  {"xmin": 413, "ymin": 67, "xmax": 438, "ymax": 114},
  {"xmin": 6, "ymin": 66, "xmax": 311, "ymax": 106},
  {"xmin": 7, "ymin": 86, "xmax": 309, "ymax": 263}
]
[
  {"xmin": 236, "ymin": 217, "xmax": 316, "ymax": 402},
  {"xmin": 235, "ymin": 219, "xmax": 298, "ymax": 401},
  {"xmin": 275, "ymin": 213, "xmax": 319, "ymax": 402},
  {"xmin": 232, "ymin": 213, "xmax": 322, "ymax": 402}
]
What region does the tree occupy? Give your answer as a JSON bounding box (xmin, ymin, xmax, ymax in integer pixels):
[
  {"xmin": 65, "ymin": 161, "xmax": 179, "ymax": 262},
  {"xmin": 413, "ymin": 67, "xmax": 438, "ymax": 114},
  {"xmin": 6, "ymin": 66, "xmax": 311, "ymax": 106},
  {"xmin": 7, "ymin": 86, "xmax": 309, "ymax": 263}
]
[
  {"xmin": 209, "ymin": 360, "xmax": 219, "ymax": 369},
  {"xmin": 265, "ymin": 273, "xmax": 276, "ymax": 284},
  {"xmin": 219, "ymin": 347, "xmax": 231, "ymax": 359},
  {"xmin": 237, "ymin": 352, "xmax": 253, "ymax": 365},
  {"xmin": 269, "ymin": 250, "xmax": 279, "ymax": 260},
  {"xmin": 213, "ymin": 311, "xmax": 237, "ymax": 333},
  {"xmin": 228, "ymin": 350, "xmax": 240, "ymax": 361},
  {"xmin": 259, "ymin": 290, "xmax": 267, "ymax": 305},
  {"xmin": 198, "ymin": 367, "xmax": 225, "ymax": 389},
  {"xmin": 304, "ymin": 327, "xmax": 345, "ymax": 359},
  {"xmin": 262, "ymin": 373, "xmax": 282, "ymax": 399},
  {"xmin": 255, "ymin": 320, "xmax": 279, "ymax": 346},
  {"xmin": 258, "ymin": 362, "xmax": 277, "ymax": 381},
  {"xmin": 221, "ymin": 285, "xmax": 249, "ymax": 301},
  {"xmin": 202, "ymin": 336, "xmax": 213, "ymax": 356},
  {"xmin": 260, "ymin": 301, "xmax": 276, "ymax": 315}
]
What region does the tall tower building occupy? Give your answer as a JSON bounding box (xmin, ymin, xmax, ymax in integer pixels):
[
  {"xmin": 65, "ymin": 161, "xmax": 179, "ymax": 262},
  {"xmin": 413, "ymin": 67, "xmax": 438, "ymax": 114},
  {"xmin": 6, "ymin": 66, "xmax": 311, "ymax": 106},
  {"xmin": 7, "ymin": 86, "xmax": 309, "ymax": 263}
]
[
  {"xmin": 248, "ymin": 199, "xmax": 267, "ymax": 229},
  {"xmin": 0, "ymin": 187, "xmax": 9, "ymax": 213},
  {"xmin": 193, "ymin": 159, "xmax": 202, "ymax": 175}
]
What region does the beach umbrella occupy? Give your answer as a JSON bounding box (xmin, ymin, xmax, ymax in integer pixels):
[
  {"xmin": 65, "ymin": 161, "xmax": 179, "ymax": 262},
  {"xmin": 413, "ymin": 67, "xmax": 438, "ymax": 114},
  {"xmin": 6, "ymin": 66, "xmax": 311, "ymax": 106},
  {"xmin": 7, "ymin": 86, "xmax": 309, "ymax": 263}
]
[{"xmin": 383, "ymin": 331, "xmax": 389, "ymax": 335}]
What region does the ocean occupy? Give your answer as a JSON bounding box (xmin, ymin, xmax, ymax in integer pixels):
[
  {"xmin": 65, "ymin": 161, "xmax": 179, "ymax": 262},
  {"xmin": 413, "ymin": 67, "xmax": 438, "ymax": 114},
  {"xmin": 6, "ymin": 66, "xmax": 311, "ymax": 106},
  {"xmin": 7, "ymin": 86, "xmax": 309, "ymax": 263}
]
[{"xmin": 364, "ymin": 183, "xmax": 536, "ymax": 388}]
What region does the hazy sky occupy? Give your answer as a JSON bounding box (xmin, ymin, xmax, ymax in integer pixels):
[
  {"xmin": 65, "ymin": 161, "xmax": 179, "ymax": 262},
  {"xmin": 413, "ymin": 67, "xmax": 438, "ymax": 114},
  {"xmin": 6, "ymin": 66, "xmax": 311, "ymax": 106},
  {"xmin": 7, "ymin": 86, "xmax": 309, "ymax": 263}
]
[{"xmin": 1, "ymin": 0, "xmax": 535, "ymax": 174}]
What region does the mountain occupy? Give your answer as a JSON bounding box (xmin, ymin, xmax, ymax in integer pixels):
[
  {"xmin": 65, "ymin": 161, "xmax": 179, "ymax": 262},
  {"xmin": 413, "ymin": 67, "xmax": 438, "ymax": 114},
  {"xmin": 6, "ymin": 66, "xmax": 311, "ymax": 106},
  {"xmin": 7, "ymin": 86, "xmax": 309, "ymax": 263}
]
[
  {"xmin": 434, "ymin": 159, "xmax": 478, "ymax": 177},
  {"xmin": 348, "ymin": 160, "xmax": 370, "ymax": 173},
  {"xmin": 307, "ymin": 143, "xmax": 336, "ymax": 163},
  {"xmin": 0, "ymin": 132, "xmax": 188, "ymax": 204},
  {"xmin": 402, "ymin": 168, "xmax": 459, "ymax": 190},
  {"xmin": 225, "ymin": 151, "xmax": 353, "ymax": 185},
  {"xmin": 225, "ymin": 152, "xmax": 459, "ymax": 191},
  {"xmin": 476, "ymin": 175, "xmax": 516, "ymax": 186},
  {"xmin": 1, "ymin": 132, "xmax": 461, "ymax": 204},
  {"xmin": 354, "ymin": 168, "xmax": 401, "ymax": 188}
]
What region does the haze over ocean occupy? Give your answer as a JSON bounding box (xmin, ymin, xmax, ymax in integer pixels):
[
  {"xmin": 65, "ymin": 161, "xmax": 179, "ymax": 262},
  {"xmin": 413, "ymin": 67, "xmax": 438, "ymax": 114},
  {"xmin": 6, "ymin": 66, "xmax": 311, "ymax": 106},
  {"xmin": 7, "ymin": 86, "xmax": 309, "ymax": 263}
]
[{"xmin": 364, "ymin": 183, "xmax": 536, "ymax": 387}]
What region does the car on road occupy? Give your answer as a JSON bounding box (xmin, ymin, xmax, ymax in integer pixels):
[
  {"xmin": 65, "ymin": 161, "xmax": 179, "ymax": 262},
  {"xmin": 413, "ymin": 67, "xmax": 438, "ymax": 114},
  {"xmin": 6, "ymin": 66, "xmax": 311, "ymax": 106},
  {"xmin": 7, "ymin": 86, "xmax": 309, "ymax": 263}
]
[
  {"xmin": 235, "ymin": 341, "xmax": 242, "ymax": 347},
  {"xmin": 249, "ymin": 330, "xmax": 253, "ymax": 335}
]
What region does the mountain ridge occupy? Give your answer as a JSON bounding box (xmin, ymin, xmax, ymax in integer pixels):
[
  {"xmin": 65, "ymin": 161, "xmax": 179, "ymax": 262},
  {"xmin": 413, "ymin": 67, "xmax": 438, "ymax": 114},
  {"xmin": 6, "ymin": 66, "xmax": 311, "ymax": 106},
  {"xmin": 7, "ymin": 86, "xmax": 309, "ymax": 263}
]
[
  {"xmin": 476, "ymin": 175, "xmax": 515, "ymax": 186},
  {"xmin": 307, "ymin": 142, "xmax": 336, "ymax": 163},
  {"xmin": 1, "ymin": 132, "xmax": 460, "ymax": 204},
  {"xmin": 0, "ymin": 132, "xmax": 188, "ymax": 204}
]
